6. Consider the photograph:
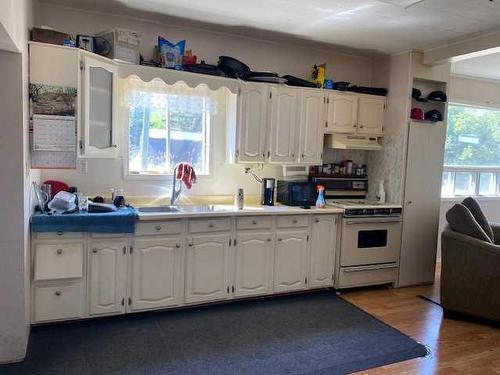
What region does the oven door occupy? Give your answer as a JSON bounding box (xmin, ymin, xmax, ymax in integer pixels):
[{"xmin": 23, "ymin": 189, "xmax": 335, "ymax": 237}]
[{"xmin": 340, "ymin": 217, "xmax": 402, "ymax": 267}]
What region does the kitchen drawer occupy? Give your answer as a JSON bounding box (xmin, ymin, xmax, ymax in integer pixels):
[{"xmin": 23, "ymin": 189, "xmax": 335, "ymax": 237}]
[
  {"xmin": 33, "ymin": 283, "xmax": 83, "ymax": 323},
  {"xmin": 237, "ymin": 216, "xmax": 273, "ymax": 230},
  {"xmin": 276, "ymin": 215, "xmax": 309, "ymax": 228},
  {"xmin": 136, "ymin": 220, "xmax": 183, "ymax": 236},
  {"xmin": 188, "ymin": 218, "xmax": 232, "ymax": 233},
  {"xmin": 34, "ymin": 242, "xmax": 84, "ymax": 281},
  {"xmin": 337, "ymin": 264, "xmax": 398, "ymax": 289},
  {"xmin": 34, "ymin": 231, "xmax": 84, "ymax": 240}
]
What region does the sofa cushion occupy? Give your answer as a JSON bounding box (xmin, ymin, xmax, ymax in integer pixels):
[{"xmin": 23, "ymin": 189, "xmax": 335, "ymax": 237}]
[
  {"xmin": 462, "ymin": 197, "xmax": 494, "ymax": 242},
  {"xmin": 446, "ymin": 204, "xmax": 493, "ymax": 243}
]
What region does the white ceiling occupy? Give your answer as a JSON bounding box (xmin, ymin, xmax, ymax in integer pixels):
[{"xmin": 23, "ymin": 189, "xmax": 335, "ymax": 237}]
[
  {"xmin": 41, "ymin": 0, "xmax": 500, "ymax": 54},
  {"xmin": 452, "ymin": 52, "xmax": 500, "ymax": 81}
]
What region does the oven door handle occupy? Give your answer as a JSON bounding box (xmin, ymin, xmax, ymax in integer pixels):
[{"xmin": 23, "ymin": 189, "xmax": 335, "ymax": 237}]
[
  {"xmin": 344, "ymin": 219, "xmax": 401, "ymax": 225},
  {"xmin": 343, "ymin": 264, "xmax": 399, "ymax": 273}
]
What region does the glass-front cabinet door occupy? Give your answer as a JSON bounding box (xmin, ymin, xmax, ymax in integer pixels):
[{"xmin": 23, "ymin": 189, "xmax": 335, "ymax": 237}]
[{"xmin": 80, "ymin": 55, "xmax": 118, "ymax": 157}]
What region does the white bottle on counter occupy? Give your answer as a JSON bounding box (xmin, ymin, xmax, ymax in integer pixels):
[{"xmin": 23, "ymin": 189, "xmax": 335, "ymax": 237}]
[
  {"xmin": 377, "ymin": 180, "xmax": 386, "ymax": 204},
  {"xmin": 234, "ymin": 188, "xmax": 244, "ymax": 210}
]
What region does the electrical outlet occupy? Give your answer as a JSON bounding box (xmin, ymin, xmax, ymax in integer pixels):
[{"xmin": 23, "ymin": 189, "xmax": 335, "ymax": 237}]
[{"xmin": 77, "ymin": 159, "xmax": 88, "ymax": 174}]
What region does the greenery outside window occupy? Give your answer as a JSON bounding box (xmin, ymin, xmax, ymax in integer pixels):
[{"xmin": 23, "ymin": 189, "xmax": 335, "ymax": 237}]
[
  {"xmin": 121, "ymin": 77, "xmax": 217, "ymax": 176},
  {"xmin": 442, "ymin": 104, "xmax": 500, "ymax": 197}
]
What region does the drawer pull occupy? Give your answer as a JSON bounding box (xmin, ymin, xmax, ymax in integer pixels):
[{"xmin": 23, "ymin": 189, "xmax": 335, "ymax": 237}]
[
  {"xmin": 56, "ymin": 231, "xmax": 63, "ymax": 236},
  {"xmin": 188, "ymin": 243, "xmax": 193, "ymax": 247},
  {"xmin": 277, "ymin": 238, "xmax": 282, "ymax": 242},
  {"xmin": 155, "ymin": 225, "xmax": 162, "ymax": 231},
  {"xmin": 267, "ymin": 238, "xmax": 272, "ymax": 242},
  {"xmin": 92, "ymin": 248, "xmax": 98, "ymax": 253},
  {"xmin": 56, "ymin": 249, "xmax": 63, "ymax": 255},
  {"xmin": 315, "ymin": 218, "xmax": 319, "ymax": 223},
  {"xmin": 292, "ymin": 219, "xmax": 298, "ymax": 224},
  {"xmin": 252, "ymin": 220, "xmax": 257, "ymax": 225},
  {"xmin": 54, "ymin": 290, "xmax": 62, "ymax": 296},
  {"xmin": 208, "ymin": 223, "xmax": 214, "ymax": 228},
  {"xmin": 175, "ymin": 244, "xmax": 181, "ymax": 248}
]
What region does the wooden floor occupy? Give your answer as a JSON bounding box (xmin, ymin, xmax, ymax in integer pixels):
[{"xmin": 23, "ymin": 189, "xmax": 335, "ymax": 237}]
[{"xmin": 342, "ymin": 265, "xmax": 500, "ymax": 375}]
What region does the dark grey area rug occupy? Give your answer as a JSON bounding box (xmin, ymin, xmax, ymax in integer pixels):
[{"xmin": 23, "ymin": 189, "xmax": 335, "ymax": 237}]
[{"xmin": 0, "ymin": 292, "xmax": 428, "ymax": 375}]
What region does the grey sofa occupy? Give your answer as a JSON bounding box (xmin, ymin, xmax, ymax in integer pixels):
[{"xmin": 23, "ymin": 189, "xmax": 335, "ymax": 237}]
[{"xmin": 441, "ymin": 223, "xmax": 500, "ymax": 322}]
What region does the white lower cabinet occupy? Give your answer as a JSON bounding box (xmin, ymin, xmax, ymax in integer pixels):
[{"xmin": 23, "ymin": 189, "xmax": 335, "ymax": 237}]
[
  {"xmin": 309, "ymin": 215, "xmax": 336, "ymax": 288},
  {"xmin": 185, "ymin": 233, "xmax": 231, "ymax": 304},
  {"xmin": 31, "ymin": 214, "xmax": 340, "ymax": 323},
  {"xmin": 130, "ymin": 237, "xmax": 184, "ymax": 311},
  {"xmin": 274, "ymin": 230, "xmax": 309, "ymax": 293},
  {"xmin": 33, "ymin": 282, "xmax": 83, "ymax": 323},
  {"xmin": 233, "ymin": 231, "xmax": 274, "ymax": 297},
  {"xmin": 88, "ymin": 239, "xmax": 128, "ymax": 316}
]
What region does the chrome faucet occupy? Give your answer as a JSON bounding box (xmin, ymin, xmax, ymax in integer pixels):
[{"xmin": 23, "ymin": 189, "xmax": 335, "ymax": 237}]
[{"xmin": 170, "ymin": 164, "xmax": 182, "ymax": 205}]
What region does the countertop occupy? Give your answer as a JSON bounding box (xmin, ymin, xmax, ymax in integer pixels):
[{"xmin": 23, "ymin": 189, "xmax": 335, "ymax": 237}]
[{"xmin": 137, "ymin": 204, "xmax": 344, "ymax": 221}]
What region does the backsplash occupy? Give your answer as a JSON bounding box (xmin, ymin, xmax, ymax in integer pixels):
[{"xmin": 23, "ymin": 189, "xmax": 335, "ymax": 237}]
[
  {"xmin": 323, "ymin": 149, "xmax": 367, "ymax": 166},
  {"xmin": 367, "ymin": 133, "xmax": 406, "ymax": 204}
]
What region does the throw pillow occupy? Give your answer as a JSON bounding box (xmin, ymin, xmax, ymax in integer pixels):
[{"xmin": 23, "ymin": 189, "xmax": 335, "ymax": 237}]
[
  {"xmin": 462, "ymin": 197, "xmax": 494, "ymax": 242},
  {"xmin": 446, "ymin": 203, "xmax": 493, "ymax": 243}
]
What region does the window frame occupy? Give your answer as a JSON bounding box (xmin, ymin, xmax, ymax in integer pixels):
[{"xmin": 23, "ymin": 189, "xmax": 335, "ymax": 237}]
[
  {"xmin": 442, "ymin": 101, "xmax": 500, "ymax": 199},
  {"xmin": 122, "ymin": 91, "xmax": 216, "ymax": 181}
]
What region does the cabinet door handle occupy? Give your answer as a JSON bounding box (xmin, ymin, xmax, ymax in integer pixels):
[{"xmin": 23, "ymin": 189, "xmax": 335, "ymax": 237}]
[
  {"xmin": 175, "ymin": 244, "xmax": 181, "ymax": 248},
  {"xmin": 227, "ymin": 286, "xmax": 230, "ymax": 293},
  {"xmin": 267, "ymin": 238, "xmax": 272, "ymax": 242},
  {"xmin": 208, "ymin": 223, "xmax": 214, "ymax": 228},
  {"xmin": 188, "ymin": 243, "xmax": 193, "ymax": 247},
  {"xmin": 92, "ymin": 248, "xmax": 98, "ymax": 253},
  {"xmin": 291, "ymin": 153, "xmax": 295, "ymax": 158},
  {"xmin": 56, "ymin": 249, "xmax": 63, "ymax": 255},
  {"xmin": 56, "ymin": 231, "xmax": 63, "ymax": 236},
  {"xmin": 54, "ymin": 290, "xmax": 62, "ymax": 296},
  {"xmin": 252, "ymin": 220, "xmax": 257, "ymax": 225},
  {"xmin": 301, "ymin": 153, "xmax": 305, "ymax": 158},
  {"xmin": 315, "ymin": 218, "xmax": 319, "ymax": 223},
  {"xmin": 292, "ymin": 219, "xmax": 298, "ymax": 224},
  {"xmin": 277, "ymin": 238, "xmax": 282, "ymax": 242},
  {"xmin": 231, "ymin": 285, "xmax": 235, "ymax": 293},
  {"xmin": 359, "ymin": 125, "xmax": 364, "ymax": 128},
  {"xmin": 155, "ymin": 225, "xmax": 162, "ymax": 231}
]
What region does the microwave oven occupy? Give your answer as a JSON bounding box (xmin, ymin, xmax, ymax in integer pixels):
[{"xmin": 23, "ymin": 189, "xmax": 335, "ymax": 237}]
[{"xmin": 277, "ymin": 181, "xmax": 317, "ymax": 207}]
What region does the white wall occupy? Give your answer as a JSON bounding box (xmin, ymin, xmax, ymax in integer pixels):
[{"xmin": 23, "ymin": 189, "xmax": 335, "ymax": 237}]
[
  {"xmin": 0, "ymin": 0, "xmax": 34, "ymax": 363},
  {"xmin": 37, "ymin": 3, "xmax": 378, "ymax": 198}
]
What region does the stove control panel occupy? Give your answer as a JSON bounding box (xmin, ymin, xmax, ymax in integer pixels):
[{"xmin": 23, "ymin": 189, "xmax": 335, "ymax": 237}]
[{"xmin": 344, "ymin": 207, "xmax": 402, "ymax": 218}]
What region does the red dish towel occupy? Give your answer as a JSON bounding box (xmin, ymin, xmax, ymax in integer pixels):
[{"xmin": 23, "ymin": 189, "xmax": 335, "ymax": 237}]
[{"xmin": 175, "ymin": 163, "xmax": 197, "ymax": 189}]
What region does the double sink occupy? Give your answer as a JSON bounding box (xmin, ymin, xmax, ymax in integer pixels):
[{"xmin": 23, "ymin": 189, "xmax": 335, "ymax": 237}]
[{"xmin": 137, "ymin": 204, "xmax": 226, "ymax": 214}]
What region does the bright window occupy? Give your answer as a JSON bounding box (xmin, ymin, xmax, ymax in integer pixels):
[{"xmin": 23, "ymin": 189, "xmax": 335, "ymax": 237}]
[
  {"xmin": 442, "ymin": 104, "xmax": 500, "ymax": 197},
  {"xmin": 122, "ymin": 77, "xmax": 217, "ymax": 176}
]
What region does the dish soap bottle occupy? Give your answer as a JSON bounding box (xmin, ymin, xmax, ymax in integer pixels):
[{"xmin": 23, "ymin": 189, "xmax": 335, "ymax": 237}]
[
  {"xmin": 316, "ymin": 185, "xmax": 326, "ymax": 208},
  {"xmin": 377, "ymin": 180, "xmax": 386, "ymax": 204}
]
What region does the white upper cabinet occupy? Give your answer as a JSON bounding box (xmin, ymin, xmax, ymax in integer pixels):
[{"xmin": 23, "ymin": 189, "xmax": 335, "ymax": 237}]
[
  {"xmin": 233, "ymin": 231, "xmax": 274, "ymax": 297},
  {"xmin": 326, "ymin": 93, "xmax": 358, "ymax": 134},
  {"xmin": 268, "ymin": 86, "xmax": 298, "ymax": 164},
  {"xmin": 185, "ymin": 234, "xmax": 231, "ymax": 304},
  {"xmin": 80, "ymin": 54, "xmax": 118, "ymax": 158},
  {"xmin": 357, "ymin": 96, "xmax": 385, "ymax": 135},
  {"xmin": 298, "ymin": 90, "xmax": 325, "ymax": 164},
  {"xmin": 274, "ymin": 230, "xmax": 309, "ymax": 292},
  {"xmin": 88, "ymin": 239, "xmax": 128, "ymax": 316},
  {"xmin": 326, "ymin": 92, "xmax": 385, "ymax": 136},
  {"xmin": 309, "ymin": 215, "xmax": 336, "ymax": 288},
  {"xmin": 130, "ymin": 237, "xmax": 184, "ymax": 312},
  {"xmin": 235, "ymin": 83, "xmax": 268, "ymax": 163}
]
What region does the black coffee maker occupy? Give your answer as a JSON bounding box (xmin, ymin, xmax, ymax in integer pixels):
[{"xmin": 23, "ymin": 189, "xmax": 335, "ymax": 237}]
[{"xmin": 261, "ymin": 178, "xmax": 276, "ymax": 206}]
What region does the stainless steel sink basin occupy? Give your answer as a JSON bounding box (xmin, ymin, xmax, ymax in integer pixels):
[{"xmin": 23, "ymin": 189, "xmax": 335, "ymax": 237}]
[
  {"xmin": 137, "ymin": 206, "xmax": 180, "ymax": 213},
  {"xmin": 178, "ymin": 204, "xmax": 222, "ymax": 213},
  {"xmin": 137, "ymin": 204, "xmax": 227, "ymax": 214}
]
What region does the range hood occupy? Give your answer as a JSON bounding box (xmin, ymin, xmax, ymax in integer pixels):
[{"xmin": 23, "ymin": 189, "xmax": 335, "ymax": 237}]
[{"xmin": 324, "ymin": 134, "xmax": 382, "ymax": 151}]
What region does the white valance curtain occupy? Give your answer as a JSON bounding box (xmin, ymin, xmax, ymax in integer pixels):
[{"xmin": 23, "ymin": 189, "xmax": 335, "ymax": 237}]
[{"xmin": 119, "ymin": 75, "xmax": 221, "ymax": 113}]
